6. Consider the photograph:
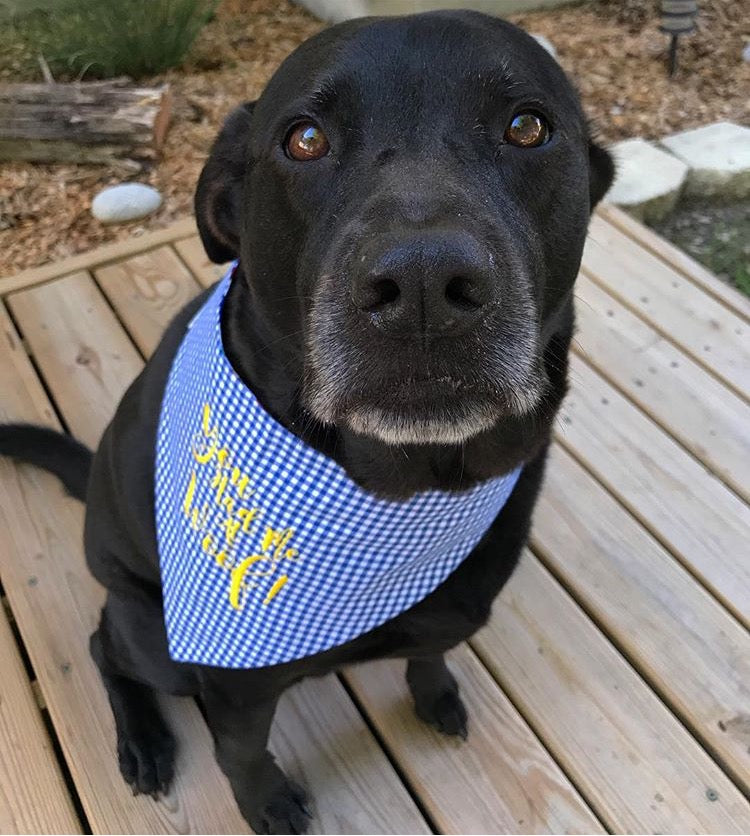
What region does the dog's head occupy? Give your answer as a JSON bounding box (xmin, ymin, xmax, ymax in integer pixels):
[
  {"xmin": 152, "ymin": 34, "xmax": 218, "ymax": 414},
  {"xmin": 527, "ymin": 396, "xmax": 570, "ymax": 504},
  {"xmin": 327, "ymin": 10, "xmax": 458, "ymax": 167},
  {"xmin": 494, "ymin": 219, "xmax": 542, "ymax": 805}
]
[{"xmin": 196, "ymin": 11, "xmax": 613, "ymax": 447}]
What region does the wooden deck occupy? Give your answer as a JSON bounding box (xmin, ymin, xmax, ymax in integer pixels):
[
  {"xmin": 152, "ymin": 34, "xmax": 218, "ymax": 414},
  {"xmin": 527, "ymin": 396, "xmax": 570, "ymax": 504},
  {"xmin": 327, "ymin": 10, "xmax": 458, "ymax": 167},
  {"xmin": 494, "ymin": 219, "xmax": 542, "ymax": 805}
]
[{"xmin": 0, "ymin": 204, "xmax": 748, "ymax": 834}]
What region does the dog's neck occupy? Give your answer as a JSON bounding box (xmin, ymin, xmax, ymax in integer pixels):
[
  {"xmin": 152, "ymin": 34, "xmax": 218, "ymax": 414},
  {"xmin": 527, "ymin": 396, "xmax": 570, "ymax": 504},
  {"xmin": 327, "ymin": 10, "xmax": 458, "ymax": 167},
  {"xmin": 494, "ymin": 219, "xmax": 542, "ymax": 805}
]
[{"xmin": 221, "ymin": 268, "xmax": 568, "ymax": 499}]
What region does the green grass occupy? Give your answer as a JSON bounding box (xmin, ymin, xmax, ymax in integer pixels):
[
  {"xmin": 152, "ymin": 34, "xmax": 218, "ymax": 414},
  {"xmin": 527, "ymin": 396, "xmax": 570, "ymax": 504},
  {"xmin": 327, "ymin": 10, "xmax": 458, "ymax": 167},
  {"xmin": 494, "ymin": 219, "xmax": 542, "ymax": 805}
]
[
  {"xmin": 701, "ymin": 219, "xmax": 750, "ymax": 297},
  {"xmin": 652, "ymin": 202, "xmax": 750, "ymax": 299},
  {"xmin": 733, "ymin": 268, "xmax": 750, "ymax": 296},
  {"xmin": 1, "ymin": 0, "xmax": 218, "ymax": 80}
]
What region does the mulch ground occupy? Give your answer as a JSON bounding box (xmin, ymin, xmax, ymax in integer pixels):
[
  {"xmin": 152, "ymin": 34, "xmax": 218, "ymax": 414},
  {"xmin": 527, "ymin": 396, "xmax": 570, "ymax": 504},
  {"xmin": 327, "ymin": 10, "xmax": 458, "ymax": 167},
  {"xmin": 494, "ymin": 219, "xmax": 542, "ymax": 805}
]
[{"xmin": 1, "ymin": 0, "xmax": 748, "ymax": 277}]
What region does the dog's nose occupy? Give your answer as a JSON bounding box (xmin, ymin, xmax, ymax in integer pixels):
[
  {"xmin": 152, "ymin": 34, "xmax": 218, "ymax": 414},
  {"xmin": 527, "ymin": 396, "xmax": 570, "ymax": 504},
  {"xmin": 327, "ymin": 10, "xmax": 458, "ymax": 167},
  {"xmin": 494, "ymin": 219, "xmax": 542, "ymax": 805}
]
[{"xmin": 351, "ymin": 231, "xmax": 496, "ymax": 337}]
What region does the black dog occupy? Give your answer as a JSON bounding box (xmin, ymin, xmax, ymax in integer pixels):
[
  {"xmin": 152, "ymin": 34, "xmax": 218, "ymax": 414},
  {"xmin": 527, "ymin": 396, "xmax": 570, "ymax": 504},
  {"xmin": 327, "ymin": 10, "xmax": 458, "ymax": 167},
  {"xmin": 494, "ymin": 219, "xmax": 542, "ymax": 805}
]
[{"xmin": 0, "ymin": 11, "xmax": 613, "ymax": 834}]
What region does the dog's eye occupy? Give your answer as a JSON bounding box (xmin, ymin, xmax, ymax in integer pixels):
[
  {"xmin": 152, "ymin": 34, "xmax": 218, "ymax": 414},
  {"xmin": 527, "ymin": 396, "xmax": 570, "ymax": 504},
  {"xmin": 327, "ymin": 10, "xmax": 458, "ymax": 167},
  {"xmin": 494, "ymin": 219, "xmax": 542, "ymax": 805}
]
[
  {"xmin": 285, "ymin": 121, "xmax": 330, "ymax": 161},
  {"xmin": 504, "ymin": 112, "xmax": 550, "ymax": 148}
]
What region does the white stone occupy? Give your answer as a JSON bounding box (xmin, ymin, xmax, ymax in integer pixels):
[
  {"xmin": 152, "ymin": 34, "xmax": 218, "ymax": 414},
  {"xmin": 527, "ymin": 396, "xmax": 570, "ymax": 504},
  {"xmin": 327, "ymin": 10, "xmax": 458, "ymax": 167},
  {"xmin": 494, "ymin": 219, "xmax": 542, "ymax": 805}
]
[
  {"xmin": 92, "ymin": 183, "xmax": 162, "ymax": 224},
  {"xmin": 660, "ymin": 122, "xmax": 750, "ymax": 200},
  {"xmin": 530, "ymin": 33, "xmax": 557, "ymax": 59},
  {"xmin": 605, "ymin": 137, "xmax": 688, "ymax": 223},
  {"xmin": 295, "ymin": 0, "xmax": 581, "ymax": 23}
]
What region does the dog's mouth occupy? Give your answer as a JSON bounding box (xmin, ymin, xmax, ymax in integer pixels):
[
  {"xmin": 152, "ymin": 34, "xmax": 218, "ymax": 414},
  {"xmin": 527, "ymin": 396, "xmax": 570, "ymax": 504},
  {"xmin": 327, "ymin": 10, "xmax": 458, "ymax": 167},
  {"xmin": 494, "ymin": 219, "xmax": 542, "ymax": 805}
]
[
  {"xmin": 342, "ymin": 378, "xmax": 506, "ymax": 445},
  {"xmin": 304, "ymin": 350, "xmax": 546, "ymax": 446}
]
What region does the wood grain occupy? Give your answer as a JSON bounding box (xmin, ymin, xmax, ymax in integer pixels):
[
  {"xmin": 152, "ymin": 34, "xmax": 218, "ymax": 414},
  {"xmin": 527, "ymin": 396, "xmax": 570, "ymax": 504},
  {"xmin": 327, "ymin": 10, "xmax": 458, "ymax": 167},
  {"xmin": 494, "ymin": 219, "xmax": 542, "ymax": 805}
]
[
  {"xmin": 271, "ymin": 675, "xmax": 430, "ymax": 835},
  {"xmin": 533, "ymin": 444, "xmax": 750, "ymax": 792},
  {"xmin": 574, "ymin": 272, "xmax": 750, "ymax": 501},
  {"xmin": 597, "ymin": 204, "xmax": 750, "ymax": 322},
  {"xmin": 559, "ymin": 354, "xmax": 750, "ymax": 626},
  {"xmin": 583, "ymin": 214, "xmax": 750, "ymax": 402},
  {"xmin": 95, "ymin": 247, "xmax": 202, "ymax": 356},
  {"xmin": 0, "ymin": 603, "xmax": 81, "ymax": 834},
  {"xmin": 473, "ymin": 555, "xmax": 750, "ymax": 834},
  {"xmin": 347, "ymin": 646, "xmax": 603, "ymax": 834},
  {"xmin": 0, "ymin": 300, "xmax": 59, "ymax": 429},
  {"xmin": 7, "ymin": 272, "xmax": 143, "ymax": 449},
  {"xmin": 173, "ymin": 236, "xmax": 229, "ymax": 289},
  {"xmin": 0, "ymin": 80, "xmax": 171, "ymax": 166}
]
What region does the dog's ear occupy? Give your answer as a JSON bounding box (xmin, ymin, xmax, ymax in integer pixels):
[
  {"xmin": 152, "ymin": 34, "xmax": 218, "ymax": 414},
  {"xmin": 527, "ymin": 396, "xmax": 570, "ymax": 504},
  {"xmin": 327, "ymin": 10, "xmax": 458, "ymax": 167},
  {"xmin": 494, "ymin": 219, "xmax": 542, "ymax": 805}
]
[
  {"xmin": 195, "ymin": 101, "xmax": 256, "ymax": 263},
  {"xmin": 588, "ymin": 139, "xmax": 615, "ymax": 210}
]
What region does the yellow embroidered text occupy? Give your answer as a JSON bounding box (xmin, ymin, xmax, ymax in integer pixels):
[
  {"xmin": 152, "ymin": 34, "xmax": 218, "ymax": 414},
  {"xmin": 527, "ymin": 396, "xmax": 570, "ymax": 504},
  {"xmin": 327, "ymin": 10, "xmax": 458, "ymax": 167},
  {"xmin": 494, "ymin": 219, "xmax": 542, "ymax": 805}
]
[{"xmin": 180, "ymin": 402, "xmax": 301, "ymax": 610}]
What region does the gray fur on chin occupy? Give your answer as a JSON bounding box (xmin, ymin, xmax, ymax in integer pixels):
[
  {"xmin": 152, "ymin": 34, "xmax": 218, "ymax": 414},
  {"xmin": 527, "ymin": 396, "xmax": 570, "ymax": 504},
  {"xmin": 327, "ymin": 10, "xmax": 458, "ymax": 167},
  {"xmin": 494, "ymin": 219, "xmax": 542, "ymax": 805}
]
[{"xmin": 344, "ymin": 404, "xmax": 499, "ymax": 446}]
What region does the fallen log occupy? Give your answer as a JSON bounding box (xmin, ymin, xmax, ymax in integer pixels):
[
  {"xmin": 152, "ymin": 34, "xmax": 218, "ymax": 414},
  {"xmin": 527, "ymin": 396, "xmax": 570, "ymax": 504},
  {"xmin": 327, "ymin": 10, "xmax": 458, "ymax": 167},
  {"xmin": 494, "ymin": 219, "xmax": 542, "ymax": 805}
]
[{"xmin": 0, "ymin": 78, "xmax": 171, "ymax": 169}]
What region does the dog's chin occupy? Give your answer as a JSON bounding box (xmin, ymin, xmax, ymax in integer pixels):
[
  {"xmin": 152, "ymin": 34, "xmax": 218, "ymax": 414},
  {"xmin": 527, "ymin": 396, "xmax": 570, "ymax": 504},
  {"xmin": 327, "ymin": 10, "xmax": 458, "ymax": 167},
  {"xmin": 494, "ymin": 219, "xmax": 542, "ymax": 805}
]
[
  {"xmin": 306, "ymin": 378, "xmax": 545, "ymax": 447},
  {"xmin": 344, "ymin": 402, "xmax": 498, "ymax": 445}
]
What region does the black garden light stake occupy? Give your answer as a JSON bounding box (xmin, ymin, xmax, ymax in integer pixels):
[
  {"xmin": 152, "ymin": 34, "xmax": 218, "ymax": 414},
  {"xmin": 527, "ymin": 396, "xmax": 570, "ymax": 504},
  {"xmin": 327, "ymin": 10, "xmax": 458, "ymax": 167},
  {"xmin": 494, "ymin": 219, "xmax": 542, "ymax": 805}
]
[{"xmin": 661, "ymin": 0, "xmax": 699, "ymax": 76}]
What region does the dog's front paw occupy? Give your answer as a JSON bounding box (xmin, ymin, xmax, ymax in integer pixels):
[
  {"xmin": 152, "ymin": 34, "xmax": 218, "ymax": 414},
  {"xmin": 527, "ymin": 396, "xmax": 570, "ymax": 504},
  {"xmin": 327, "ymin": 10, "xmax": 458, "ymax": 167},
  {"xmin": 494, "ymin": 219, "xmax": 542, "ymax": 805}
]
[
  {"xmin": 248, "ymin": 779, "xmax": 312, "ymax": 835},
  {"xmin": 117, "ymin": 725, "xmax": 176, "ymax": 797},
  {"xmin": 414, "ymin": 688, "xmax": 469, "ymax": 740}
]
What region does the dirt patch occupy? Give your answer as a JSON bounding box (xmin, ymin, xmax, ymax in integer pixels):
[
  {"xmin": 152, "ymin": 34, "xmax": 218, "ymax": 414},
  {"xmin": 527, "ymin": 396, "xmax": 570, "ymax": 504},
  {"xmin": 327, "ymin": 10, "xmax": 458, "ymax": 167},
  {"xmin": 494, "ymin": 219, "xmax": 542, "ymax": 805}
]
[{"xmin": 1, "ymin": 0, "xmax": 748, "ymax": 277}]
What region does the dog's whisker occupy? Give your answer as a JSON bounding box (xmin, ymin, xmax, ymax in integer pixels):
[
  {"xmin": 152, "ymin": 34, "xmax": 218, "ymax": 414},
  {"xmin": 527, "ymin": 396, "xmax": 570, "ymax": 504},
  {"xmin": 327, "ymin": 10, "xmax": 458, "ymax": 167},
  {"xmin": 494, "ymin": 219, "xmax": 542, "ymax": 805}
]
[{"xmin": 255, "ymin": 328, "xmax": 307, "ymax": 353}]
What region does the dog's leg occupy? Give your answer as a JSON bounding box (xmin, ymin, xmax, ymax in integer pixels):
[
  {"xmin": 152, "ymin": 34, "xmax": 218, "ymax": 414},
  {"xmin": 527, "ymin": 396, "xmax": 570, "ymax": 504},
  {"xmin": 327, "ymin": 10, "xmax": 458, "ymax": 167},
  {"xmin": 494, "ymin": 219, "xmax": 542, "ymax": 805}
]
[
  {"xmin": 90, "ymin": 626, "xmax": 176, "ymax": 796},
  {"xmin": 201, "ymin": 679, "xmax": 311, "ymax": 835},
  {"xmin": 406, "ymin": 654, "xmax": 468, "ymax": 740}
]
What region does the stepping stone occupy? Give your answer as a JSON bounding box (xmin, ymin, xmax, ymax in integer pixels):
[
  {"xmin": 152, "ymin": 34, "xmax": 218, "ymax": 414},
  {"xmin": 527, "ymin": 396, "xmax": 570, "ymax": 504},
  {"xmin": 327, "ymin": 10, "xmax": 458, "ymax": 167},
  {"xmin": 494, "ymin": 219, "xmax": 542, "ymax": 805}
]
[
  {"xmin": 661, "ymin": 122, "xmax": 750, "ymax": 200},
  {"xmin": 605, "ymin": 138, "xmax": 688, "ymax": 224}
]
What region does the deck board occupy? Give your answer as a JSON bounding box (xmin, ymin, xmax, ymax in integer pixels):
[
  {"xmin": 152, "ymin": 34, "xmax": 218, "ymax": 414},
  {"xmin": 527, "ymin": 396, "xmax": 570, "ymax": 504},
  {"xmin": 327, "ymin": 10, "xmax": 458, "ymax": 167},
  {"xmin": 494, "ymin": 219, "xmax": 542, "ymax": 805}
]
[
  {"xmin": 269, "ymin": 675, "xmax": 430, "ymax": 834},
  {"xmin": 598, "ymin": 204, "xmax": 750, "ymax": 321},
  {"xmin": 574, "ymin": 273, "xmax": 750, "ymax": 501},
  {"xmin": 583, "ymin": 216, "xmax": 750, "ymax": 402},
  {"xmin": 1, "ymin": 209, "xmax": 749, "ymax": 834},
  {"xmin": 347, "ymin": 647, "xmax": 602, "ymax": 834},
  {"xmin": 94, "ymin": 248, "xmax": 202, "ymax": 357},
  {"xmin": 532, "ymin": 444, "xmax": 750, "ymax": 792},
  {"xmin": 94, "ymin": 247, "xmax": 204, "ymax": 356},
  {"xmin": 558, "ymin": 354, "xmax": 750, "ymax": 627},
  {"xmin": 7, "ymin": 272, "xmax": 144, "ymax": 449},
  {"xmin": 0, "ymin": 604, "xmax": 81, "ymax": 835},
  {"xmin": 473, "ymin": 555, "xmax": 750, "ymax": 834}
]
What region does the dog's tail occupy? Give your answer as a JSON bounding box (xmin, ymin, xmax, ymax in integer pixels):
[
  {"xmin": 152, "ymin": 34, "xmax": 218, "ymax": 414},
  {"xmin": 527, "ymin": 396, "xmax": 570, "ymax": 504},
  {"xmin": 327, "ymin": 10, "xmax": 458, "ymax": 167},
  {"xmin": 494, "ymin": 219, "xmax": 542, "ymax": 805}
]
[{"xmin": 0, "ymin": 424, "xmax": 93, "ymax": 501}]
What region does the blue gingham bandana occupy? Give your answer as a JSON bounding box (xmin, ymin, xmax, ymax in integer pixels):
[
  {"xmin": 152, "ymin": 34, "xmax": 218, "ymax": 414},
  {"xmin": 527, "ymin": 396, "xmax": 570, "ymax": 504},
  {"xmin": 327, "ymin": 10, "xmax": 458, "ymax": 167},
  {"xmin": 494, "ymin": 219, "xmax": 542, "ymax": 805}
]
[{"xmin": 155, "ymin": 265, "xmax": 522, "ymax": 668}]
